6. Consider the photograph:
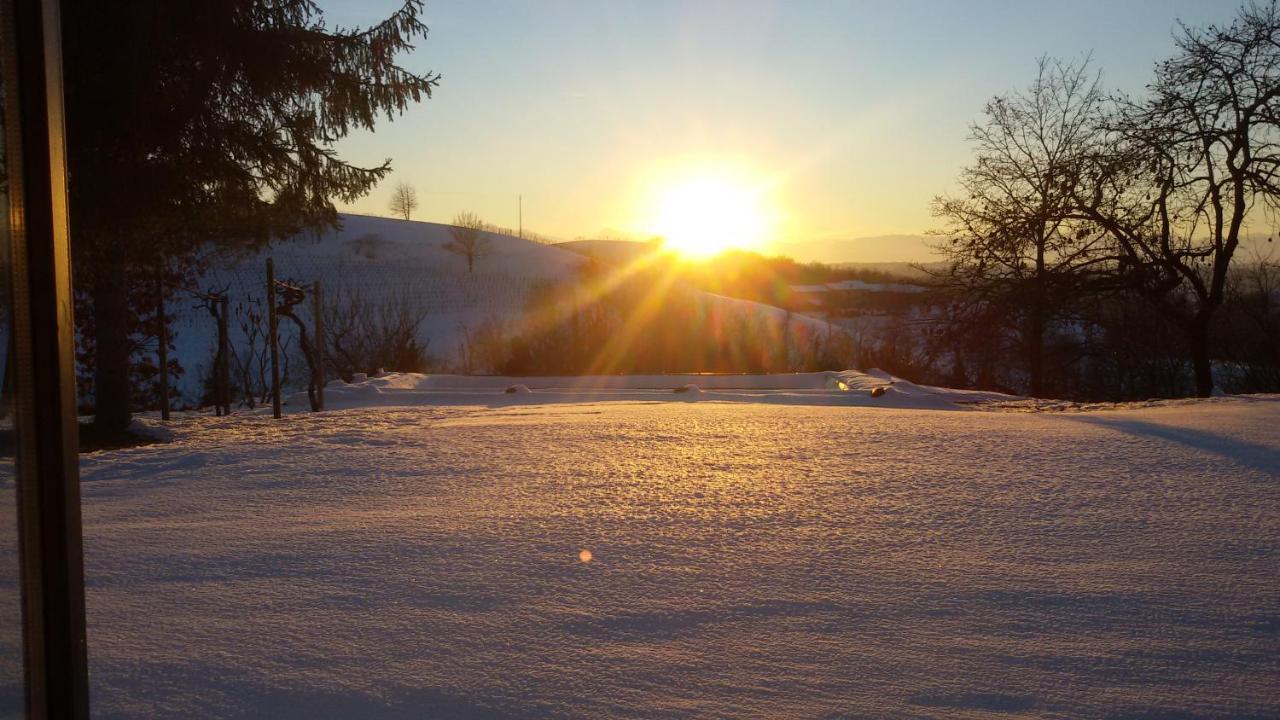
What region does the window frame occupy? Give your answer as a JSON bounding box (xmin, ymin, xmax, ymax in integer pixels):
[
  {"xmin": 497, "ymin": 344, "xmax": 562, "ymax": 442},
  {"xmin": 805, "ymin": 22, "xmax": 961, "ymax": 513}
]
[{"xmin": 1, "ymin": 0, "xmax": 90, "ymax": 716}]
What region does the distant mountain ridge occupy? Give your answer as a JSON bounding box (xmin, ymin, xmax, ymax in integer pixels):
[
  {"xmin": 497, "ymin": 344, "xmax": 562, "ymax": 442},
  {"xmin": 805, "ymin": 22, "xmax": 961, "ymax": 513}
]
[
  {"xmin": 773, "ymin": 235, "xmax": 940, "ymax": 265},
  {"xmin": 558, "ymin": 234, "xmax": 943, "ymax": 266}
]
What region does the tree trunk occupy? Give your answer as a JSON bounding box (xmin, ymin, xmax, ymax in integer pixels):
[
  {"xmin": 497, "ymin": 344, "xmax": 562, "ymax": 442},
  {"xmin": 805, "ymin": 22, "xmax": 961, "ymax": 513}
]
[
  {"xmin": 950, "ymin": 350, "xmax": 968, "ymax": 389},
  {"xmin": 92, "ymin": 255, "xmax": 133, "ymax": 433},
  {"xmin": 1026, "ymin": 307, "xmax": 1045, "ymax": 398},
  {"xmin": 1028, "ymin": 239, "xmax": 1047, "ymax": 398},
  {"xmin": 210, "ymin": 296, "xmax": 231, "ymax": 416},
  {"xmin": 280, "ymin": 311, "xmax": 321, "ymax": 412},
  {"xmin": 155, "ymin": 269, "xmax": 170, "ymax": 421},
  {"xmin": 1187, "ymin": 311, "xmax": 1215, "ymax": 397}
]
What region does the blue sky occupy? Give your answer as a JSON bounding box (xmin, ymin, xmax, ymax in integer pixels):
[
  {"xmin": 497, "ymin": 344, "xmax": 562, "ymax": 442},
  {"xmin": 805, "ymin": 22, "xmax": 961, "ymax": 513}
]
[{"xmin": 324, "ymin": 0, "xmax": 1235, "ymax": 251}]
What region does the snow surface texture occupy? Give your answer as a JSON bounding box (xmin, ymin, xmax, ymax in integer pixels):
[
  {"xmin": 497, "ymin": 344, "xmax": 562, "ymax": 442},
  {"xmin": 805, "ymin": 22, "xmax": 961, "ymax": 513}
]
[
  {"xmin": 71, "ymin": 389, "xmax": 1280, "ymax": 719},
  {"xmin": 166, "ymin": 214, "xmax": 834, "ymax": 404}
]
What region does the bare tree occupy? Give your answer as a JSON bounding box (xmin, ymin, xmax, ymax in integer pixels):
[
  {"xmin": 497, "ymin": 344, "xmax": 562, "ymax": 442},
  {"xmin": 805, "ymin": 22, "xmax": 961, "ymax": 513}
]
[
  {"xmin": 389, "ymin": 181, "xmax": 419, "ymax": 221},
  {"xmin": 1220, "ymin": 252, "xmax": 1280, "ymax": 390},
  {"xmin": 1076, "ymin": 1, "xmax": 1280, "ymax": 396},
  {"xmin": 273, "ymin": 279, "xmax": 324, "ymax": 411},
  {"xmin": 349, "ymin": 232, "xmax": 385, "ymax": 259},
  {"xmin": 322, "ymin": 284, "xmax": 430, "ymax": 379},
  {"xmin": 445, "ymin": 211, "xmax": 491, "ymax": 273},
  {"xmin": 932, "ymin": 57, "xmax": 1116, "ymax": 396},
  {"xmin": 230, "ymin": 298, "xmax": 292, "ymax": 408}
]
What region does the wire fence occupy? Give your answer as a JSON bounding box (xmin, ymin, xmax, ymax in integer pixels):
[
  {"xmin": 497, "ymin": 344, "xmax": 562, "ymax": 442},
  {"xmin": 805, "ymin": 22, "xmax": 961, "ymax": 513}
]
[
  {"xmin": 199, "ymin": 254, "xmax": 544, "ymax": 320},
  {"xmin": 161, "ymin": 242, "xmax": 561, "ymax": 410}
]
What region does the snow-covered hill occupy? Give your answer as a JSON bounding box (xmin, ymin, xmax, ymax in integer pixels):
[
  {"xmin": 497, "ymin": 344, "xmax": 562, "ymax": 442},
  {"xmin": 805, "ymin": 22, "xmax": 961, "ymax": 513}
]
[
  {"xmin": 555, "ymin": 238, "xmax": 662, "ymax": 266},
  {"xmin": 167, "ymin": 214, "xmax": 835, "ymax": 406}
]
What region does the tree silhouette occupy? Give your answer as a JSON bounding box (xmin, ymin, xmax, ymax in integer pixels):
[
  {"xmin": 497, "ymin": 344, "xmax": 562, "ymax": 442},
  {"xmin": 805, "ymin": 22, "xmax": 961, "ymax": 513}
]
[
  {"xmin": 1075, "ymin": 0, "xmax": 1280, "ymax": 396},
  {"xmin": 63, "ymin": 0, "xmax": 441, "ymax": 432},
  {"xmin": 932, "ymin": 57, "xmax": 1116, "ymax": 397},
  {"xmin": 445, "ymin": 212, "xmax": 491, "ymax": 273},
  {"xmin": 389, "ymin": 182, "xmax": 419, "ymax": 221}
]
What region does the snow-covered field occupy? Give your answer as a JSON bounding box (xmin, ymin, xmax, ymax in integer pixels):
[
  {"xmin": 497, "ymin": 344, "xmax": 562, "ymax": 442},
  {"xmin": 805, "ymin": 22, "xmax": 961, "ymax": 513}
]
[{"xmin": 69, "ymin": 382, "xmax": 1280, "ymax": 719}]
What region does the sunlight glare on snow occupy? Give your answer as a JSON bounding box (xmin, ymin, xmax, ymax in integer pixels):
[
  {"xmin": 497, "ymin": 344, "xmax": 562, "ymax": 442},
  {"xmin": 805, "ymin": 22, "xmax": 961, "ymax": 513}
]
[{"xmin": 76, "ymin": 400, "xmax": 1280, "ymax": 718}]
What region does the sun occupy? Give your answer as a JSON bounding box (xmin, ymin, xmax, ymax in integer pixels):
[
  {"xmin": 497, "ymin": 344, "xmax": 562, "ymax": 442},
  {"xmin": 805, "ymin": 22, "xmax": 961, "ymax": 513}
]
[{"xmin": 648, "ymin": 175, "xmax": 772, "ymax": 258}]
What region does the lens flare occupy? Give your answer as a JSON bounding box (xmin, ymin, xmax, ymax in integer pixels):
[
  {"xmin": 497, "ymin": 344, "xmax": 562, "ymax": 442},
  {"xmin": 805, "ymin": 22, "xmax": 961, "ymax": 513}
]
[{"xmin": 647, "ymin": 175, "xmax": 773, "ymax": 257}]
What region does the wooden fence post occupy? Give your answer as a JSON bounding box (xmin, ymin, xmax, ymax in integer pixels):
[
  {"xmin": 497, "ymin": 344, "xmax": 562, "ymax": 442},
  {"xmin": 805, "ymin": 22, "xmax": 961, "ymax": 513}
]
[
  {"xmin": 267, "ymin": 258, "xmax": 281, "ymax": 418},
  {"xmin": 156, "ymin": 268, "xmax": 170, "ymax": 421},
  {"xmin": 313, "ymin": 280, "xmax": 324, "ymax": 411},
  {"xmin": 218, "ymin": 295, "xmax": 230, "ymax": 416}
]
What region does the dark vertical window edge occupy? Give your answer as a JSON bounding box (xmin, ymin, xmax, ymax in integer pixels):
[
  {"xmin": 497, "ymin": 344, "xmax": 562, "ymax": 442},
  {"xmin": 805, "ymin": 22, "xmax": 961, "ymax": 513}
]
[{"xmin": 2, "ymin": 0, "xmax": 89, "ymax": 717}]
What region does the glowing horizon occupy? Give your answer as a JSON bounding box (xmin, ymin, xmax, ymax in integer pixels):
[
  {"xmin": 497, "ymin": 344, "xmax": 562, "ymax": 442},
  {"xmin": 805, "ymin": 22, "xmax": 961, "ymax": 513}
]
[
  {"xmin": 324, "ymin": 0, "xmax": 1229, "ymax": 262},
  {"xmin": 637, "ymin": 161, "xmax": 781, "ymax": 256}
]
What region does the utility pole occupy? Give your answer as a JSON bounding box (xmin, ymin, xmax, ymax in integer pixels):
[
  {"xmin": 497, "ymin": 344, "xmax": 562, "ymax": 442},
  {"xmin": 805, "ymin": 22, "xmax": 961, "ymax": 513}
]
[{"xmin": 518, "ymin": 194, "xmax": 523, "ymax": 240}]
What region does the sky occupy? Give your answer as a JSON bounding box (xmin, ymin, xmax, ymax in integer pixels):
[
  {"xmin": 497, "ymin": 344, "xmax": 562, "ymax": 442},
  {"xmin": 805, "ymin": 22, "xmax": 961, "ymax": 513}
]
[{"xmin": 324, "ymin": 0, "xmax": 1235, "ymax": 257}]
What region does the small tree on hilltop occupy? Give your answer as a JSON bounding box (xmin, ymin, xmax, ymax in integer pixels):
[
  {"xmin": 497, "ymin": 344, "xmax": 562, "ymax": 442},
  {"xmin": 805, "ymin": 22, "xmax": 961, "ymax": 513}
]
[
  {"xmin": 389, "ymin": 181, "xmax": 419, "ymax": 220},
  {"xmin": 445, "ymin": 211, "xmax": 491, "ymax": 273}
]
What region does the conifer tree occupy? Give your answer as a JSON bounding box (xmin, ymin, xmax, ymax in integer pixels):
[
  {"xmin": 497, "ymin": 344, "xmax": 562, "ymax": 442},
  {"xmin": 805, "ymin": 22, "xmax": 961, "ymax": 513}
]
[{"xmin": 62, "ymin": 0, "xmax": 440, "ymax": 432}]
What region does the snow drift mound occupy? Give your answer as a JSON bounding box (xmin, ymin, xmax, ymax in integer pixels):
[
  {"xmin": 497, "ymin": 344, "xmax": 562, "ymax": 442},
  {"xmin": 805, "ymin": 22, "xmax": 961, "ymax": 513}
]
[{"xmin": 289, "ymin": 370, "xmax": 1019, "ymax": 411}]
